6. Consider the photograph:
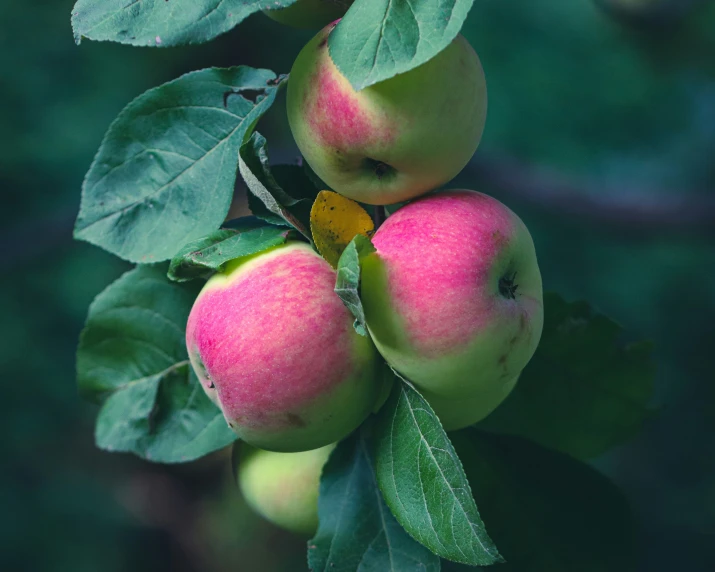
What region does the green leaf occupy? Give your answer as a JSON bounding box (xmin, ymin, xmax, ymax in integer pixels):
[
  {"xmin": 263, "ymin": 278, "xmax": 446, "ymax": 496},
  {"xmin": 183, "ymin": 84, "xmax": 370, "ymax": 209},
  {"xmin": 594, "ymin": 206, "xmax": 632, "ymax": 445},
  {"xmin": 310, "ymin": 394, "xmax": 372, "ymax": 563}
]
[
  {"xmin": 71, "ymin": 0, "xmax": 299, "ymax": 47},
  {"xmin": 75, "ymin": 67, "xmax": 285, "ymax": 263},
  {"xmin": 238, "ymin": 132, "xmax": 313, "ymax": 238},
  {"xmin": 374, "ymin": 377, "xmax": 502, "ymax": 566},
  {"xmin": 309, "ymin": 429, "xmax": 440, "ymax": 572},
  {"xmin": 334, "ymin": 234, "xmax": 375, "ymax": 336},
  {"xmin": 329, "ymin": 0, "xmax": 475, "ymax": 90},
  {"xmin": 95, "ymin": 363, "xmax": 235, "ymax": 463},
  {"xmin": 77, "ymin": 265, "xmax": 235, "ymax": 463},
  {"xmin": 167, "ymin": 217, "xmax": 299, "ymax": 282},
  {"xmin": 448, "ymin": 429, "xmax": 636, "ymax": 572},
  {"xmin": 478, "ymin": 292, "xmax": 655, "ymax": 460}
]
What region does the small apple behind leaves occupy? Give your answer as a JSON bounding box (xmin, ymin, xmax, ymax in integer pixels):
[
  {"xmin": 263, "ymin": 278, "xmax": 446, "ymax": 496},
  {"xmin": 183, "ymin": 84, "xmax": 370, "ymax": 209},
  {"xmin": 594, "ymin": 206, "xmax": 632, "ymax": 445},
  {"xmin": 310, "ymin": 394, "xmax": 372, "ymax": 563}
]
[
  {"xmin": 287, "ymin": 23, "xmax": 487, "ymax": 205},
  {"xmin": 361, "ymin": 191, "xmax": 544, "ymax": 430},
  {"xmin": 263, "ymin": 0, "xmax": 353, "ymax": 29},
  {"xmin": 235, "ymin": 442, "xmax": 335, "ymax": 535},
  {"xmin": 186, "ymin": 242, "xmax": 382, "ymax": 452}
]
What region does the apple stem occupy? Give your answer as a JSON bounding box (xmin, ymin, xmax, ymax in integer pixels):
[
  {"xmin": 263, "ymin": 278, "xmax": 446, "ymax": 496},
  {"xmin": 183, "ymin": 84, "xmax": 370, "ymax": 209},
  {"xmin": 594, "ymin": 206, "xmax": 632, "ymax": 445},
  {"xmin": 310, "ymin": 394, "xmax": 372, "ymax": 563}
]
[{"xmin": 373, "ymin": 205, "xmax": 386, "ymax": 229}]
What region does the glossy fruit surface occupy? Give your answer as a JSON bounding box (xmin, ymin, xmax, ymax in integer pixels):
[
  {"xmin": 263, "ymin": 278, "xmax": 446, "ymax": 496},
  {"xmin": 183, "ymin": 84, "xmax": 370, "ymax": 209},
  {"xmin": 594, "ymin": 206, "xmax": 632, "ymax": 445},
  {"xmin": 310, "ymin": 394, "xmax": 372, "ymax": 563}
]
[
  {"xmin": 287, "ymin": 25, "xmax": 487, "ymax": 205},
  {"xmin": 362, "ymin": 191, "xmax": 543, "ymax": 428},
  {"xmin": 186, "ymin": 243, "xmax": 381, "ymax": 452}
]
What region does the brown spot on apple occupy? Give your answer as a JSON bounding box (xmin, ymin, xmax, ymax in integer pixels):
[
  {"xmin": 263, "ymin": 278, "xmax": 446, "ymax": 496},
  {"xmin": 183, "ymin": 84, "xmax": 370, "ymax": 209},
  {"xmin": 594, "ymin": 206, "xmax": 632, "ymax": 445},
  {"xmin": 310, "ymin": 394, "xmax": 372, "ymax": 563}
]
[
  {"xmin": 492, "ymin": 229, "xmax": 508, "ymax": 249},
  {"xmin": 286, "ymin": 413, "xmax": 307, "ymax": 428}
]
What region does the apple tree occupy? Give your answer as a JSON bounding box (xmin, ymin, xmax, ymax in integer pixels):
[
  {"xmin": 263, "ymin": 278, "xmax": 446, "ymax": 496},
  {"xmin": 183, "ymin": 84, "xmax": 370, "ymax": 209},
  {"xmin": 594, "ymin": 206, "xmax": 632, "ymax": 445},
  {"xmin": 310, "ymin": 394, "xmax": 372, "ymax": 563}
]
[{"xmin": 71, "ymin": 0, "xmax": 656, "ymax": 570}]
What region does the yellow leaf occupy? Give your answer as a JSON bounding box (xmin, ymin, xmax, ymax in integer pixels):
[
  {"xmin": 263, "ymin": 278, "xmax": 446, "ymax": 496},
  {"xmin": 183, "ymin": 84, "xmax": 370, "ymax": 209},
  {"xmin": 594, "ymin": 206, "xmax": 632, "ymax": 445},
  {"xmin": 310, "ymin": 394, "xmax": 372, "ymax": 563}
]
[{"xmin": 310, "ymin": 191, "xmax": 374, "ymax": 268}]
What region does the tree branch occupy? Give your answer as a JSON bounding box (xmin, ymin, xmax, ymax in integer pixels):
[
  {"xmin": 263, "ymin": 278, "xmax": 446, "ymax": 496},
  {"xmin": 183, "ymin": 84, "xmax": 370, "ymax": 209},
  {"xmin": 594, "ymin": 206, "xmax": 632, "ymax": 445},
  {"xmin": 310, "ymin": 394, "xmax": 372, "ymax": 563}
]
[
  {"xmin": 3, "ymin": 155, "xmax": 714, "ymax": 273},
  {"xmin": 465, "ymin": 155, "xmax": 715, "ymax": 234}
]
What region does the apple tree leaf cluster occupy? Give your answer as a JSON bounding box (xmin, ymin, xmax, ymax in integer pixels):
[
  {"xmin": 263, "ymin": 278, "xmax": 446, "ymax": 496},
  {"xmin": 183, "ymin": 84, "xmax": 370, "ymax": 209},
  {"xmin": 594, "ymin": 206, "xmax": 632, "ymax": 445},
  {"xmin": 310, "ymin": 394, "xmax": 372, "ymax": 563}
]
[
  {"xmin": 71, "ymin": 0, "xmax": 300, "ymax": 47},
  {"xmin": 70, "ymin": 3, "xmax": 656, "ymax": 571},
  {"xmin": 77, "ymin": 264, "xmax": 236, "ymax": 462},
  {"xmin": 309, "ymin": 426, "xmax": 441, "ymax": 571},
  {"xmin": 239, "ymin": 131, "xmax": 315, "ymax": 237},
  {"xmin": 329, "ymin": 0, "xmax": 476, "ymax": 89},
  {"xmin": 75, "ymin": 67, "xmax": 286, "ymax": 263},
  {"xmin": 334, "ymin": 233, "xmax": 376, "ymax": 336},
  {"xmin": 375, "ymin": 379, "xmax": 502, "ymax": 565},
  {"xmin": 479, "ymin": 292, "xmax": 656, "ymax": 460},
  {"xmin": 168, "ymin": 218, "xmax": 300, "ymax": 282},
  {"xmin": 72, "ymin": 0, "xmax": 476, "ymax": 90},
  {"xmin": 450, "ymin": 430, "xmax": 637, "ymax": 571}
]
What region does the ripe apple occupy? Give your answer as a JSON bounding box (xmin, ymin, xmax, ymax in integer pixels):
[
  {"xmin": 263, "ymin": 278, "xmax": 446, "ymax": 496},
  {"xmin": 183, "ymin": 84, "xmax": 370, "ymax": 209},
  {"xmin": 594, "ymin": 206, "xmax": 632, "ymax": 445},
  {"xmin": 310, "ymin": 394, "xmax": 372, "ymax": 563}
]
[
  {"xmin": 287, "ymin": 24, "xmax": 487, "ymax": 205},
  {"xmin": 361, "ymin": 190, "xmax": 543, "ymax": 429},
  {"xmin": 235, "ymin": 442, "xmax": 334, "ymax": 534},
  {"xmin": 263, "ymin": 0, "xmax": 353, "ymax": 29},
  {"xmin": 186, "ymin": 242, "xmax": 381, "ymax": 452}
]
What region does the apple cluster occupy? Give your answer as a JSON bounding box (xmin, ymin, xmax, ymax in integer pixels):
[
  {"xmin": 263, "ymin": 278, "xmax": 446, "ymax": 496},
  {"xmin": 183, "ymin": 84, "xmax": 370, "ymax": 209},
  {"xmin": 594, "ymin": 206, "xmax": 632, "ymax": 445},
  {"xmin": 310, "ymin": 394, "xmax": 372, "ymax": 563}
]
[{"xmin": 186, "ymin": 2, "xmax": 544, "ymax": 534}]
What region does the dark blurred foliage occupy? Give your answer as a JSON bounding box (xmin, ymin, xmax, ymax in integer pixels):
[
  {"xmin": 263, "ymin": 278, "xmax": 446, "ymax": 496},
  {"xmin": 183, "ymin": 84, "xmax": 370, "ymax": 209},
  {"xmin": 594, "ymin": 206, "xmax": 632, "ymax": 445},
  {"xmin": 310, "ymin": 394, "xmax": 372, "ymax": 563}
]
[{"xmin": 1, "ymin": 0, "xmax": 713, "ymax": 570}]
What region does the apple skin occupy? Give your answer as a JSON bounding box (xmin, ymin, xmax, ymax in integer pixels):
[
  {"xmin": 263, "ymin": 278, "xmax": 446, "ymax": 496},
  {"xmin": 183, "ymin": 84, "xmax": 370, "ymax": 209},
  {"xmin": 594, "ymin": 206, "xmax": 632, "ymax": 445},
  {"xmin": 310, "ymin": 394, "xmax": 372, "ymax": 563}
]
[
  {"xmin": 235, "ymin": 442, "xmax": 334, "ymax": 535},
  {"xmin": 186, "ymin": 242, "xmax": 381, "ymax": 452},
  {"xmin": 420, "ymin": 375, "xmax": 520, "ymax": 431},
  {"xmin": 287, "ymin": 24, "xmax": 487, "ymax": 205},
  {"xmin": 263, "ymin": 0, "xmax": 353, "ymax": 29},
  {"xmin": 361, "ymin": 191, "xmax": 543, "ymax": 429}
]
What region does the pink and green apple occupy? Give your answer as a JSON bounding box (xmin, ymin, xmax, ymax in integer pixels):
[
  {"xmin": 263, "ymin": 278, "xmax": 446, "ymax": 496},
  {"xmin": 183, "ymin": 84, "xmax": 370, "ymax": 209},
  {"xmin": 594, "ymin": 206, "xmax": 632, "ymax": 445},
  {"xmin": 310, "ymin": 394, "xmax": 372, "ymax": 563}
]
[
  {"xmin": 263, "ymin": 0, "xmax": 353, "ymax": 29},
  {"xmin": 361, "ymin": 190, "xmax": 543, "ymax": 429},
  {"xmin": 287, "ymin": 24, "xmax": 487, "ymax": 205},
  {"xmin": 235, "ymin": 441, "xmax": 334, "ymax": 534},
  {"xmin": 186, "ymin": 242, "xmax": 381, "ymax": 452}
]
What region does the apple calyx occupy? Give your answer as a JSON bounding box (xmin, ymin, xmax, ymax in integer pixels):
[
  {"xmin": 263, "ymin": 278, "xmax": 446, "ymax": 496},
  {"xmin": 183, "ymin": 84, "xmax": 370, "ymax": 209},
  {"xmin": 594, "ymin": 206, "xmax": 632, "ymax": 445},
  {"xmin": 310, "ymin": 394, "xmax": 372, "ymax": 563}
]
[
  {"xmin": 499, "ymin": 272, "xmax": 519, "ymax": 300},
  {"xmin": 364, "ymin": 158, "xmax": 396, "ymax": 181}
]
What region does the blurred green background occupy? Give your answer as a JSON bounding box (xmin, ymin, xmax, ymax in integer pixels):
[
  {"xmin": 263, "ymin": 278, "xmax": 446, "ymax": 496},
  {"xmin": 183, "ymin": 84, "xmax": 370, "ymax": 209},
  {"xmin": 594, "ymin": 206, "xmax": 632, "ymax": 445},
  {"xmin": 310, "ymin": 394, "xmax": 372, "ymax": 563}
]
[{"xmin": 1, "ymin": 0, "xmax": 714, "ymax": 570}]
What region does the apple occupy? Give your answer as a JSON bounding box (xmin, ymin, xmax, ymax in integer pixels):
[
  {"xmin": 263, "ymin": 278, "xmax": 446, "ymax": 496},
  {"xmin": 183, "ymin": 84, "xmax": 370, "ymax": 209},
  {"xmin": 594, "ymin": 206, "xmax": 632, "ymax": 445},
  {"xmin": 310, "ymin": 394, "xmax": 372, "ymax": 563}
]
[
  {"xmin": 235, "ymin": 442, "xmax": 334, "ymax": 534},
  {"xmin": 420, "ymin": 375, "xmax": 520, "ymax": 431},
  {"xmin": 186, "ymin": 242, "xmax": 381, "ymax": 452},
  {"xmin": 287, "ymin": 24, "xmax": 487, "ymax": 205},
  {"xmin": 361, "ymin": 190, "xmax": 543, "ymax": 429},
  {"xmin": 263, "ymin": 0, "xmax": 353, "ymax": 29}
]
